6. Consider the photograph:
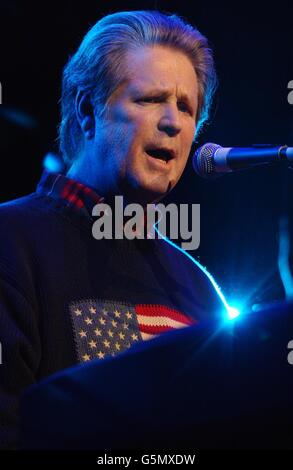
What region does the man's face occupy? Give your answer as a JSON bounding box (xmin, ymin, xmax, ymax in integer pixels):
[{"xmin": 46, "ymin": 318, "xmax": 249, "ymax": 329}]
[{"xmin": 91, "ymin": 45, "xmax": 198, "ymax": 205}]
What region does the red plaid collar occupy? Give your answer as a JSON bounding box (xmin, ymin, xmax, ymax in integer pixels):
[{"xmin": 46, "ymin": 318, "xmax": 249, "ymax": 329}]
[
  {"xmin": 36, "ymin": 170, "xmax": 158, "ymax": 237},
  {"xmin": 36, "ymin": 170, "xmax": 105, "ymax": 217}
]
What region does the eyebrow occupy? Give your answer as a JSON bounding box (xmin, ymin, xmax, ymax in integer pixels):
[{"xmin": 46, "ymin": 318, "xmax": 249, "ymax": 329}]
[{"xmin": 132, "ymin": 86, "xmax": 197, "ymax": 111}]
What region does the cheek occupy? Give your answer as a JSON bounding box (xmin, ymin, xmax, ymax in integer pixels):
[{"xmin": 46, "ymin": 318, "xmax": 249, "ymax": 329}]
[
  {"xmin": 105, "ymin": 114, "xmax": 137, "ymax": 154},
  {"xmin": 181, "ymin": 129, "xmax": 194, "ymax": 153},
  {"xmin": 183, "ymin": 124, "xmax": 196, "ymax": 152},
  {"xmin": 117, "ymin": 116, "xmax": 147, "ymax": 153},
  {"xmin": 125, "ymin": 114, "xmax": 153, "ymax": 155}
]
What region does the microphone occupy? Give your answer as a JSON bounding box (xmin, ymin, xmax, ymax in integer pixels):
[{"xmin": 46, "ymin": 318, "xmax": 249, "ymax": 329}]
[{"xmin": 193, "ymin": 143, "xmax": 293, "ymax": 178}]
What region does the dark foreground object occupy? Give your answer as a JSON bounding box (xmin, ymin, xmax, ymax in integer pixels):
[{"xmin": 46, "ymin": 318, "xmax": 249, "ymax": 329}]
[{"xmin": 21, "ymin": 302, "xmax": 293, "ymax": 449}]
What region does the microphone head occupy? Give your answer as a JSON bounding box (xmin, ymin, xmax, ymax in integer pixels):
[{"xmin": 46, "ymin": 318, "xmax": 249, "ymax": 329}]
[{"xmin": 193, "ymin": 142, "xmax": 222, "ymax": 178}]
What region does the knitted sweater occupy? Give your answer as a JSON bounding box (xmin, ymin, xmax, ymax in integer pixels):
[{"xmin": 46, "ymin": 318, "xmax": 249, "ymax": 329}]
[{"xmin": 0, "ymin": 171, "xmax": 225, "ymax": 448}]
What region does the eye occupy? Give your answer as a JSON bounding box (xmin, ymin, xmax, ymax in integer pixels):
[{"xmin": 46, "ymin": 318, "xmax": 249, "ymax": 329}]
[
  {"xmin": 177, "ymin": 101, "xmax": 192, "ymax": 115},
  {"xmin": 138, "ymin": 96, "xmax": 161, "ymax": 104}
]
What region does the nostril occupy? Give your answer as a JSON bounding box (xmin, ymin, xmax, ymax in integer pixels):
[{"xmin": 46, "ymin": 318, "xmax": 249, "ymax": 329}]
[{"xmin": 158, "ymin": 121, "xmax": 181, "ymax": 137}]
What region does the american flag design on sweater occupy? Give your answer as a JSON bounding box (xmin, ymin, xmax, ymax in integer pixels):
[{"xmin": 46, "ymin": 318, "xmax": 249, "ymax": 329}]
[{"xmin": 69, "ymin": 299, "xmax": 196, "ymax": 362}]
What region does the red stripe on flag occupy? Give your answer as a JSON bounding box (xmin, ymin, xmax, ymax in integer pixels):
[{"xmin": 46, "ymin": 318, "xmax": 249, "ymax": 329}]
[
  {"xmin": 138, "ymin": 323, "xmax": 187, "ymax": 334},
  {"xmin": 135, "ymin": 304, "xmax": 194, "ymax": 326}
]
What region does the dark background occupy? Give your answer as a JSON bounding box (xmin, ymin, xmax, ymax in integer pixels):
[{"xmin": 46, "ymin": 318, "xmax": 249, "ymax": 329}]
[{"xmin": 0, "ymin": 0, "xmax": 292, "ymax": 311}]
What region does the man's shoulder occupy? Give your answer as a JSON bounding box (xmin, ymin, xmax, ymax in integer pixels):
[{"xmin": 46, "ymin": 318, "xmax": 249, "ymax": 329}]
[
  {"xmin": 0, "ymin": 192, "xmax": 64, "ymax": 229},
  {"xmin": 0, "ymin": 192, "xmax": 57, "ymax": 249},
  {"xmin": 0, "ymin": 192, "xmax": 67, "ymax": 287},
  {"xmin": 0, "ymin": 193, "xmax": 43, "ymax": 217}
]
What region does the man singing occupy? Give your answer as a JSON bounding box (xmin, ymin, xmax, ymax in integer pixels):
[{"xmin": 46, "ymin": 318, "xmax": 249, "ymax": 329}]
[{"xmin": 0, "ymin": 10, "xmax": 225, "ymax": 448}]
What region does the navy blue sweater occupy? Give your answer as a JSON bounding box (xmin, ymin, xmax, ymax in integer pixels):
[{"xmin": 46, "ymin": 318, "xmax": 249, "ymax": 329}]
[{"xmin": 0, "ymin": 172, "xmax": 225, "ymax": 448}]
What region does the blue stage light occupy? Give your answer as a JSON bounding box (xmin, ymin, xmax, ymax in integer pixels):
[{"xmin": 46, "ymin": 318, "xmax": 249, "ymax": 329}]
[
  {"xmin": 154, "ymin": 225, "xmax": 243, "ymax": 321},
  {"xmin": 0, "ymin": 106, "xmax": 38, "ymax": 129},
  {"xmin": 278, "ymin": 216, "xmax": 293, "ymax": 300},
  {"xmin": 226, "ymin": 305, "xmax": 241, "ymax": 320},
  {"xmin": 43, "ymin": 152, "xmax": 64, "ymax": 173}
]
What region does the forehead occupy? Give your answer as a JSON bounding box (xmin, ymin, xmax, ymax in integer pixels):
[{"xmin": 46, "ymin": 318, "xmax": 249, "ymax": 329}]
[{"xmin": 122, "ymin": 45, "xmax": 198, "ymax": 100}]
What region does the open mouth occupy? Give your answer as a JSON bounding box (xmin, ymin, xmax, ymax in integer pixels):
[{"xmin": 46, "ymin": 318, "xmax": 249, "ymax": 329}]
[{"xmin": 145, "ymin": 147, "xmax": 174, "ymax": 163}]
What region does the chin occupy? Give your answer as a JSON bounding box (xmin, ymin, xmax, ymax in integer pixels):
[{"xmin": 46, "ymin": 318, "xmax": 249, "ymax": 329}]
[
  {"xmin": 121, "ymin": 173, "xmax": 172, "ymax": 205},
  {"xmin": 140, "ymin": 184, "xmax": 172, "ymax": 205}
]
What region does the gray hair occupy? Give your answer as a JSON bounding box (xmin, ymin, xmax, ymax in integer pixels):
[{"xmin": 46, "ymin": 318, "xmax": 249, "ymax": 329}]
[{"xmin": 59, "ymin": 10, "xmax": 217, "ymax": 165}]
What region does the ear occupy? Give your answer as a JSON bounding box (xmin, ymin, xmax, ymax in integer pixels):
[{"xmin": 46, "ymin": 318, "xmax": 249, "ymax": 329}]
[{"xmin": 75, "ymin": 89, "xmax": 95, "ymax": 140}]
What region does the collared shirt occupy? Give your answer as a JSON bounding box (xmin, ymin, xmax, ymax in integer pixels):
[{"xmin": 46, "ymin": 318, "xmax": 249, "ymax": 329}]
[
  {"xmin": 36, "ymin": 170, "xmax": 160, "ymax": 238},
  {"xmin": 36, "ymin": 170, "xmax": 105, "ymax": 218}
]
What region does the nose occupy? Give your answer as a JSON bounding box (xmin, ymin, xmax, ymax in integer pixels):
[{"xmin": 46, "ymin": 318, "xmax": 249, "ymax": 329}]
[{"xmin": 157, "ymin": 103, "xmax": 181, "ymax": 137}]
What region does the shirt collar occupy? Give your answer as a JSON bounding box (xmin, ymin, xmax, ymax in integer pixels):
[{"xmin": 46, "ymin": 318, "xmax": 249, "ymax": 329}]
[
  {"xmin": 36, "ymin": 170, "xmax": 105, "ymax": 217},
  {"xmin": 36, "ymin": 170, "xmax": 160, "ymax": 238}
]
